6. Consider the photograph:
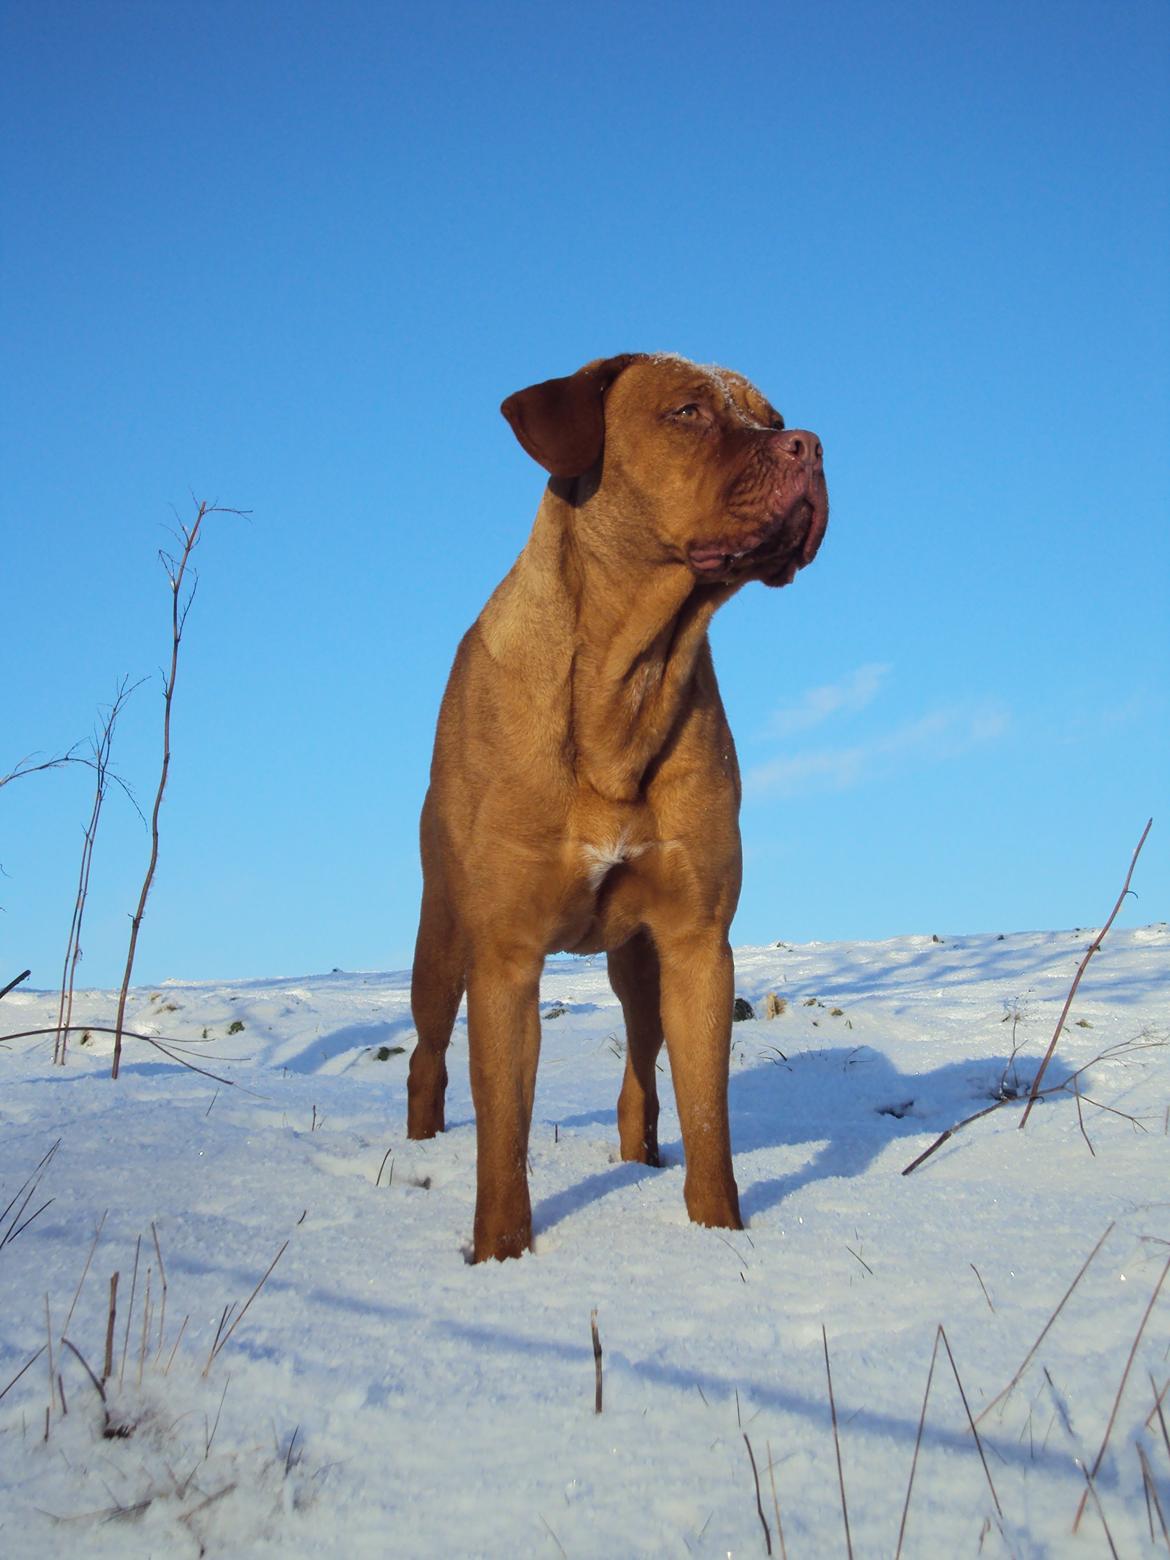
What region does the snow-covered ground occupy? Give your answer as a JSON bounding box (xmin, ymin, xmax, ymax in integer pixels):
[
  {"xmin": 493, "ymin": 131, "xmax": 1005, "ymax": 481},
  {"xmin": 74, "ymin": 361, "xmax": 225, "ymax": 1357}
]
[{"xmin": 1, "ymin": 926, "xmax": 1167, "ymax": 1557}]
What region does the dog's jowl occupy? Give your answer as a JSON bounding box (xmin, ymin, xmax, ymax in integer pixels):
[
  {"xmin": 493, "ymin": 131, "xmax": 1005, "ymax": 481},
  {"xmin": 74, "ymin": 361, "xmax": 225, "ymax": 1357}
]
[{"xmin": 406, "ymin": 353, "xmax": 828, "ymax": 1262}]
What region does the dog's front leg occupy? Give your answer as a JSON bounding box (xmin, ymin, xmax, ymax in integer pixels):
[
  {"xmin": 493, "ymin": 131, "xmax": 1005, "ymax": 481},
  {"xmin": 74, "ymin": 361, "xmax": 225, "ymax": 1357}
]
[
  {"xmin": 654, "ymin": 931, "xmax": 743, "ymax": 1231},
  {"xmin": 466, "ymin": 947, "xmax": 543, "ymax": 1262}
]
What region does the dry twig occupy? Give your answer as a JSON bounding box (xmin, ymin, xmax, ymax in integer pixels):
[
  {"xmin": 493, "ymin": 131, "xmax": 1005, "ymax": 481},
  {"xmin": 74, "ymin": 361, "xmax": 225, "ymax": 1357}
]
[
  {"xmin": 902, "ymin": 1036, "xmax": 1160, "ymax": 1176},
  {"xmin": 822, "ymin": 1326, "xmax": 853, "ymax": 1560},
  {"xmin": 1073, "ymin": 1249, "xmax": 1170, "ymax": 1532},
  {"xmin": 164, "ymin": 1314, "xmax": 189, "ymax": 1375},
  {"xmin": 112, "ymin": 500, "xmax": 245, "ymax": 1078},
  {"xmin": 765, "ymin": 1442, "xmax": 789, "ymax": 1560},
  {"xmin": 203, "ymin": 1239, "xmax": 288, "ymax": 1374},
  {"xmin": 178, "ymin": 1482, "xmax": 237, "ymax": 1528},
  {"xmin": 205, "ymin": 1376, "xmax": 230, "ymax": 1455},
  {"xmin": 0, "ymin": 1345, "xmax": 45, "ymax": 1405},
  {"xmin": 896, "ymin": 1328, "xmax": 941, "ymax": 1558},
  {"xmin": 1, "ymin": 1139, "xmax": 61, "ymax": 1249},
  {"xmin": 2, "ymin": 747, "xmax": 141, "ymax": 807},
  {"xmin": 52, "ymin": 678, "xmax": 141, "ymax": 1064},
  {"xmin": 898, "ymin": 1325, "xmax": 1001, "ymax": 1556},
  {"xmin": 1071, "ymin": 1071, "xmax": 1096, "ymax": 1155},
  {"xmin": 970, "ymin": 1264, "xmax": 996, "ymax": 1313},
  {"xmin": 60, "ymin": 1338, "xmax": 120, "ymax": 1440},
  {"xmin": 151, "ymin": 1221, "xmax": 168, "ymax": 1357},
  {"xmin": 1020, "ymin": 817, "xmax": 1153, "ymax": 1128},
  {"xmin": 938, "ymin": 1328, "xmax": 1001, "ymax": 1516},
  {"xmin": 900, "ymin": 822, "xmax": 1155, "ymax": 1172},
  {"xmin": 743, "ymin": 1433, "xmax": 772, "ymax": 1555},
  {"xmin": 1, "ymin": 1026, "xmax": 250, "ymax": 1090},
  {"xmin": 590, "ymin": 1309, "xmax": 603, "ymax": 1414},
  {"xmin": 119, "ymin": 1236, "xmax": 142, "ymax": 1387},
  {"xmin": 1137, "ymin": 1444, "xmax": 1170, "ymax": 1550},
  {"xmin": 1149, "ymin": 1371, "xmax": 1170, "ymax": 1458},
  {"xmin": 1079, "ymin": 1463, "xmax": 1120, "ymax": 1558},
  {"xmin": 539, "ymin": 1514, "xmax": 567, "ymax": 1557},
  {"xmin": 60, "ymin": 1212, "xmax": 107, "ymax": 1344},
  {"xmin": 977, "ymin": 1222, "xmax": 1114, "ymax": 1423},
  {"xmin": 44, "ymin": 1294, "xmax": 56, "ymax": 1422},
  {"xmin": 1, "ymin": 749, "xmax": 84, "ymax": 790},
  {"xmin": 102, "ymin": 1272, "xmax": 119, "ymax": 1381}
]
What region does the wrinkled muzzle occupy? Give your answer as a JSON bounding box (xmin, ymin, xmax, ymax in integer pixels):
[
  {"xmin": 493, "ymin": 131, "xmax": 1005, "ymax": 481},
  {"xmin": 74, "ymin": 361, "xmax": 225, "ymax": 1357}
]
[{"xmin": 690, "ymin": 428, "xmax": 828, "ymax": 587}]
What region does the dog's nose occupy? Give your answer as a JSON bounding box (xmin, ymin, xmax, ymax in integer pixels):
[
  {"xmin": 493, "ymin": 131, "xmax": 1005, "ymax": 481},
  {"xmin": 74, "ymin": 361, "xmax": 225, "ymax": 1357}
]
[{"xmin": 773, "ymin": 429, "xmax": 824, "ymax": 467}]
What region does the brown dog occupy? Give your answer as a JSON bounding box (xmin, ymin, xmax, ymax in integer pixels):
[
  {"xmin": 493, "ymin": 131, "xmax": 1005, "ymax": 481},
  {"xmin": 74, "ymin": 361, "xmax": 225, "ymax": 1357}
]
[{"xmin": 406, "ymin": 353, "xmax": 828, "ymax": 1262}]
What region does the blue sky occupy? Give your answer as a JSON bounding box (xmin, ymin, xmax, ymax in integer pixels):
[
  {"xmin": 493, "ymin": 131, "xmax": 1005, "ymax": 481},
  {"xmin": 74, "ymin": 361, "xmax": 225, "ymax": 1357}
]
[{"xmin": 3, "ymin": 0, "xmax": 1167, "ymax": 989}]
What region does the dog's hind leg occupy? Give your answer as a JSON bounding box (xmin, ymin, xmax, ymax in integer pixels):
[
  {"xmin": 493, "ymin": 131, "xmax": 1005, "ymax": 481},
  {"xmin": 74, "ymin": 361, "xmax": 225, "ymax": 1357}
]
[
  {"xmin": 407, "ymin": 878, "xmax": 464, "ymax": 1139},
  {"xmin": 608, "ymin": 930, "xmax": 664, "ymax": 1166}
]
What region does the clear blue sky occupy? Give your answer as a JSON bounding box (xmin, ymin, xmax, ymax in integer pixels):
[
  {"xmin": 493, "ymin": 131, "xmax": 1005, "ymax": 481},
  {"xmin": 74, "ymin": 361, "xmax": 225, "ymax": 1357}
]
[{"xmin": 3, "ymin": 0, "xmax": 1167, "ymax": 989}]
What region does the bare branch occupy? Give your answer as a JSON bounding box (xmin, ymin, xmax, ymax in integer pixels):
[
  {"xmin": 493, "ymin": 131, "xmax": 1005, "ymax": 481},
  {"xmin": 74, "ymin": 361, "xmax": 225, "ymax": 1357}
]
[
  {"xmin": 1071, "ymin": 1073, "xmax": 1095, "ymax": 1156},
  {"xmin": 898, "ymin": 1325, "xmax": 1001, "ymax": 1556},
  {"xmin": 202, "ymin": 1239, "xmax": 288, "ymax": 1373},
  {"xmin": 899, "ymin": 823, "xmax": 1158, "ymax": 1172},
  {"xmin": 901, "ymin": 1099, "xmax": 1004, "ymax": 1176},
  {"xmin": 112, "ymin": 501, "xmax": 245, "ymax": 1078},
  {"xmin": 0, "ymin": 747, "xmax": 84, "ymax": 789},
  {"xmin": 895, "ymin": 1327, "xmax": 940, "ymax": 1558},
  {"xmin": 1, "ymin": 1140, "xmax": 62, "ymax": 1250},
  {"xmin": 0, "ymin": 1345, "xmax": 46, "ymax": 1405},
  {"xmin": 822, "ymin": 1327, "xmax": 853, "ymax": 1560},
  {"xmin": 765, "ymin": 1443, "xmax": 789, "ymax": 1560},
  {"xmin": 902, "ymin": 1034, "xmax": 1162, "ymax": 1176},
  {"xmin": 590, "ymin": 1309, "xmax": 603, "ymax": 1414},
  {"xmin": 743, "ymin": 1433, "xmax": 772, "ymax": 1555},
  {"xmin": 1020, "ymin": 818, "xmax": 1153, "ymax": 1128},
  {"xmin": 61, "ymin": 1212, "xmax": 107, "ymax": 1343},
  {"xmin": 937, "ymin": 1327, "xmax": 1001, "ymax": 1518},
  {"xmin": 1137, "ymin": 1444, "xmax": 1170, "ymax": 1551},
  {"xmin": 1079, "ymin": 1463, "xmax": 1120, "ymax": 1558},
  {"xmin": 0, "ymin": 1027, "xmax": 255, "ymax": 1091},
  {"xmin": 1, "ymin": 746, "xmax": 141, "ymax": 821},
  {"xmin": 61, "ymin": 1338, "xmax": 107, "ymax": 1406},
  {"xmin": 54, "ymin": 677, "xmax": 141, "ymax": 1065},
  {"xmin": 976, "ymin": 1223, "xmax": 1114, "ymax": 1424},
  {"xmin": 1073, "ymin": 1249, "xmax": 1170, "ymax": 1532}
]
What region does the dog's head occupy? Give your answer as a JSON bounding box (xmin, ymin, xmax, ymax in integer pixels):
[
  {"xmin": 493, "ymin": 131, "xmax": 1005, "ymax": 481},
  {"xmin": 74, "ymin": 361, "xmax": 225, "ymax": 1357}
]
[{"xmin": 501, "ymin": 353, "xmax": 828, "ymax": 588}]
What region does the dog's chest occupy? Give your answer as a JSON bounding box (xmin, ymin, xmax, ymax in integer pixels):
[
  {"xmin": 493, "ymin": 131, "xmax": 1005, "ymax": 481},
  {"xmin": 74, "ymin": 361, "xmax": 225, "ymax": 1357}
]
[
  {"xmin": 579, "ymin": 828, "xmax": 649, "ymax": 891},
  {"xmin": 565, "ymin": 787, "xmax": 658, "ymax": 891},
  {"xmin": 552, "ymin": 825, "xmax": 658, "ymax": 956}
]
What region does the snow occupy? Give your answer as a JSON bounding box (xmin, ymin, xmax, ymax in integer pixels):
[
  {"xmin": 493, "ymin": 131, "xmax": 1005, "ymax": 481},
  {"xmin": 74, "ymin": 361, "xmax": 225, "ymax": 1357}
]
[{"xmin": 1, "ymin": 925, "xmax": 1168, "ymax": 1557}]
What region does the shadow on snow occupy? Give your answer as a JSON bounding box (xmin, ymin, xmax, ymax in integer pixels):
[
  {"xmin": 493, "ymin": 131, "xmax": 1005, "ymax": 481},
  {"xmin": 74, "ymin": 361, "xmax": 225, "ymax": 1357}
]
[{"xmin": 536, "ymin": 1045, "xmax": 1076, "ymax": 1233}]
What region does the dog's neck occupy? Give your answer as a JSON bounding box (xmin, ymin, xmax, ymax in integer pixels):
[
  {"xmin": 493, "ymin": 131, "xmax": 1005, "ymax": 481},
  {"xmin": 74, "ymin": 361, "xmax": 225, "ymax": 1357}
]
[{"xmin": 540, "ymin": 486, "xmax": 734, "ymax": 802}]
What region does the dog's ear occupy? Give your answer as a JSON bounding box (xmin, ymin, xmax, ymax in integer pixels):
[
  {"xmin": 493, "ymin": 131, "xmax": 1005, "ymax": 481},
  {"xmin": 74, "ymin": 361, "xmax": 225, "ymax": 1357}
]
[{"xmin": 500, "ymin": 354, "xmax": 642, "ymax": 477}]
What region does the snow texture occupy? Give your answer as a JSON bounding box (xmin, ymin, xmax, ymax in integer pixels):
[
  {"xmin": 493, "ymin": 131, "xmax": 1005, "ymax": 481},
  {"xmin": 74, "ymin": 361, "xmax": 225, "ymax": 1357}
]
[{"xmin": 1, "ymin": 926, "xmax": 1168, "ymax": 1556}]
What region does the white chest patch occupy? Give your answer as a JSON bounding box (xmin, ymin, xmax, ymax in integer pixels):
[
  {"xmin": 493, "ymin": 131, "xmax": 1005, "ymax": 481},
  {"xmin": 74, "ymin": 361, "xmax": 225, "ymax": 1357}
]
[{"xmin": 581, "ymin": 831, "xmax": 648, "ymax": 891}]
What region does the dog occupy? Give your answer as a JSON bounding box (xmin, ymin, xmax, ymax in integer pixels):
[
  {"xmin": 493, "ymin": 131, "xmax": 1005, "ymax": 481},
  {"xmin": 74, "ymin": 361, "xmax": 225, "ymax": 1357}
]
[{"xmin": 406, "ymin": 353, "xmax": 828, "ymax": 1261}]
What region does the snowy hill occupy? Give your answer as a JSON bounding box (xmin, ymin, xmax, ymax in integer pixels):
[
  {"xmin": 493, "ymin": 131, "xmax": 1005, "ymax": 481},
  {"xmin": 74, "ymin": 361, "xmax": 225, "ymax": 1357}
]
[{"xmin": 1, "ymin": 926, "xmax": 1168, "ymax": 1556}]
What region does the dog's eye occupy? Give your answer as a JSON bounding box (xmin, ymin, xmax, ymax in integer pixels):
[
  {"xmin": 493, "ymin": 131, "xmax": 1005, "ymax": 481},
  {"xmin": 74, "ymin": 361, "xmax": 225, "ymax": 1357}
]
[{"xmin": 665, "ymin": 401, "xmax": 711, "ymax": 429}]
